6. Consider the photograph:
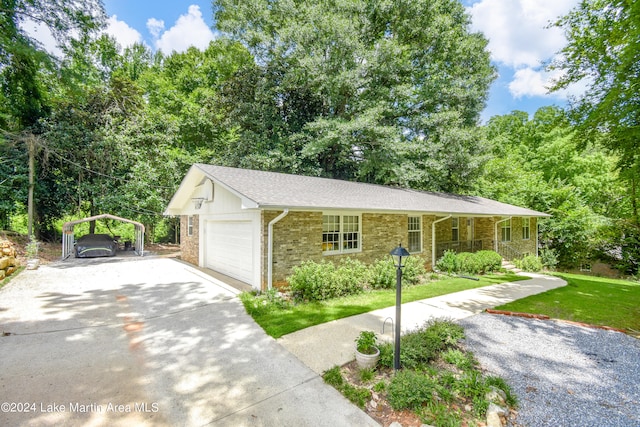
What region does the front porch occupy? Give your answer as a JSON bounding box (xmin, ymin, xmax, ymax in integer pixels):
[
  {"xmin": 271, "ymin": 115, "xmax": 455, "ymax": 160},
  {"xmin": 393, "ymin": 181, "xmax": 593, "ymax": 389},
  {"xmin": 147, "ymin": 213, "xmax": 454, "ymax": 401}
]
[
  {"xmin": 431, "ymin": 216, "xmax": 538, "ymax": 263},
  {"xmin": 435, "ymin": 239, "xmax": 529, "ymax": 261}
]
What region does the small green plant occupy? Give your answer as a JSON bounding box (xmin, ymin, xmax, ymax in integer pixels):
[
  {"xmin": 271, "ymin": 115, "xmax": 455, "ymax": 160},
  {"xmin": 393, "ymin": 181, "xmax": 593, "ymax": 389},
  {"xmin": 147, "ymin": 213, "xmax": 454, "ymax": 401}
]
[
  {"xmin": 373, "ymin": 380, "xmax": 386, "ymax": 393},
  {"xmin": 342, "ymin": 383, "xmax": 371, "ymax": 408},
  {"xmin": 422, "ymin": 400, "xmax": 462, "ymax": 427},
  {"xmin": 442, "ymin": 348, "xmax": 476, "ymax": 371},
  {"xmin": 388, "ymin": 370, "xmax": 435, "ymax": 410},
  {"xmin": 358, "ymin": 367, "xmax": 375, "ymax": 383},
  {"xmin": 322, "ymin": 366, "xmax": 344, "ymax": 387},
  {"xmin": 239, "ymin": 289, "xmax": 291, "ymax": 316},
  {"xmin": 25, "ymin": 236, "xmax": 39, "ymax": 259},
  {"xmin": 355, "ymin": 330, "xmax": 378, "ymax": 355}
]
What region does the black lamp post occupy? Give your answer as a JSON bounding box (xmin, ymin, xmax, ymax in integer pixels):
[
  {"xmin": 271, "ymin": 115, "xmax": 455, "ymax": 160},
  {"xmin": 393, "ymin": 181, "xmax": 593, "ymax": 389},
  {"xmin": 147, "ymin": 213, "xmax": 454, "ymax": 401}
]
[{"xmin": 390, "ymin": 243, "xmax": 410, "ymax": 371}]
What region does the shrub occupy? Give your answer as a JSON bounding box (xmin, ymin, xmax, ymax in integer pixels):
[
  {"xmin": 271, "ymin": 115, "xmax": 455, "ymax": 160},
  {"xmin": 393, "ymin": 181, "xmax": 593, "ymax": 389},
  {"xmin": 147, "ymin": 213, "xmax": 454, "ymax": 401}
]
[
  {"xmin": 539, "ymin": 248, "xmax": 559, "ymax": 270},
  {"xmin": 379, "ymin": 319, "xmax": 465, "ymax": 370},
  {"xmin": 367, "ymin": 258, "xmax": 396, "ymax": 289},
  {"xmin": 288, "ymin": 260, "xmax": 336, "ymax": 302},
  {"xmin": 423, "ymin": 319, "xmax": 465, "ymax": 348},
  {"xmin": 437, "ymin": 250, "xmax": 503, "ymax": 275},
  {"xmin": 456, "ymin": 252, "xmax": 482, "ymax": 274},
  {"xmin": 388, "ymin": 370, "xmax": 435, "ymax": 410},
  {"xmin": 442, "ymin": 348, "xmax": 476, "ymax": 371},
  {"xmin": 475, "ymin": 250, "xmax": 503, "ymax": 273},
  {"xmin": 436, "ymin": 250, "xmax": 458, "ymax": 273},
  {"xmin": 287, "ymin": 258, "xmax": 367, "ymax": 302},
  {"xmin": 334, "ymin": 258, "xmax": 367, "ymax": 296},
  {"xmin": 367, "ymin": 256, "xmax": 426, "ymax": 288},
  {"xmin": 402, "ymin": 256, "xmax": 427, "ymax": 285},
  {"xmin": 514, "ymin": 255, "xmax": 543, "ymax": 272}
]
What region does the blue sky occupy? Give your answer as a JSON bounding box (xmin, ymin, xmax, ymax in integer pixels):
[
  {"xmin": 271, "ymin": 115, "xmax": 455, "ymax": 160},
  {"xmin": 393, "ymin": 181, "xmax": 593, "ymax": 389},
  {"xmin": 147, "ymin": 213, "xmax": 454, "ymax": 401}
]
[{"xmin": 99, "ymin": 0, "xmax": 584, "ymax": 122}]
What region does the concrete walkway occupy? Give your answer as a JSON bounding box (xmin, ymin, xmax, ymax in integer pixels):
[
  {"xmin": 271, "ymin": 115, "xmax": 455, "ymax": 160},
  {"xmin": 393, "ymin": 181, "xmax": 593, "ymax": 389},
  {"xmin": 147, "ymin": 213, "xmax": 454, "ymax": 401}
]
[
  {"xmin": 278, "ymin": 273, "xmax": 567, "ymax": 374},
  {"xmin": 0, "ymin": 257, "xmax": 379, "ymax": 427}
]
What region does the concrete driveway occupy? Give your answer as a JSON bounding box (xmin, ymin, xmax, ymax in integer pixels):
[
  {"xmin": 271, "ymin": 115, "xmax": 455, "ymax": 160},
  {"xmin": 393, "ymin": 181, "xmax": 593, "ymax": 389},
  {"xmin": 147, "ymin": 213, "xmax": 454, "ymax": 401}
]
[{"xmin": 0, "ymin": 257, "xmax": 378, "ymax": 427}]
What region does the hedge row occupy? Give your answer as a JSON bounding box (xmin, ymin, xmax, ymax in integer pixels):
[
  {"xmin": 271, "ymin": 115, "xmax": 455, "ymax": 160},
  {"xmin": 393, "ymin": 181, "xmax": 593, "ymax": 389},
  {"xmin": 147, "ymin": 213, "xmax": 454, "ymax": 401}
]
[
  {"xmin": 288, "ymin": 256, "xmax": 426, "ymax": 302},
  {"xmin": 435, "ymin": 250, "xmax": 503, "ymax": 275}
]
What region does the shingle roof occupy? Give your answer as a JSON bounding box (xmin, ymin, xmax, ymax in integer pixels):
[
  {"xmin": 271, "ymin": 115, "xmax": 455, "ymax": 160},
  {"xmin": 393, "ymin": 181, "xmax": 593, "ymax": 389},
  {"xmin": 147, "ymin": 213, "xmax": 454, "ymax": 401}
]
[{"xmin": 193, "ymin": 164, "xmax": 549, "ymax": 217}]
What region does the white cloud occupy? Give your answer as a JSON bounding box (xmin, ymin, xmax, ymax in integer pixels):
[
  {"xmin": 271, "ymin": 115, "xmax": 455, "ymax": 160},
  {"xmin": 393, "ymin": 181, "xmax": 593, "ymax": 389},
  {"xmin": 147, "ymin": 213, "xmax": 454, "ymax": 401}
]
[
  {"xmin": 106, "ymin": 15, "xmax": 143, "ymax": 49},
  {"xmin": 146, "ymin": 18, "xmax": 165, "ymax": 39},
  {"xmin": 508, "ymin": 65, "xmax": 590, "ymax": 100},
  {"xmin": 509, "ymin": 68, "xmax": 553, "ymax": 98},
  {"xmin": 20, "ymin": 19, "xmax": 63, "ymax": 58},
  {"xmin": 151, "ymin": 5, "xmax": 215, "ymax": 54},
  {"xmin": 468, "ymin": 0, "xmax": 578, "ymax": 68}
]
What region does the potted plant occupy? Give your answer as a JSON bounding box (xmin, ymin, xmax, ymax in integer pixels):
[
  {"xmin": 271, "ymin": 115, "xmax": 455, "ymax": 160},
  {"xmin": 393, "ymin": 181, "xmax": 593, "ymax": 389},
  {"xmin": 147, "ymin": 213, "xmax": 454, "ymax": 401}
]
[
  {"xmin": 25, "ymin": 236, "xmax": 39, "ymax": 270},
  {"xmin": 355, "ymin": 330, "xmax": 380, "ymax": 369}
]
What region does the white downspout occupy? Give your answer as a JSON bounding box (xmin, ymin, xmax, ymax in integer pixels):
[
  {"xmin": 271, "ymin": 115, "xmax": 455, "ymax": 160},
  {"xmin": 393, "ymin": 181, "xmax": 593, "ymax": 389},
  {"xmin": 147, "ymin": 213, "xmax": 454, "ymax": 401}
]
[
  {"xmin": 535, "ymin": 218, "xmax": 539, "ymax": 257},
  {"xmin": 432, "ymin": 215, "xmax": 452, "ymax": 268},
  {"xmin": 267, "ymin": 209, "xmax": 289, "ymax": 290},
  {"xmin": 494, "ymin": 216, "xmax": 512, "ymax": 252}
]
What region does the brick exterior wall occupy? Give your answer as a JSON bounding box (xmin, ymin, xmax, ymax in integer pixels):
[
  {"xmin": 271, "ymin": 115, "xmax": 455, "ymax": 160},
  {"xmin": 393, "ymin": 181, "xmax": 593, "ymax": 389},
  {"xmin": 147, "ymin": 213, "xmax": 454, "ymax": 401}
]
[
  {"xmin": 262, "ymin": 211, "xmax": 433, "ymax": 289},
  {"xmin": 180, "ymin": 215, "xmax": 199, "ymax": 265},
  {"xmin": 180, "ymin": 211, "xmax": 539, "ymax": 290}
]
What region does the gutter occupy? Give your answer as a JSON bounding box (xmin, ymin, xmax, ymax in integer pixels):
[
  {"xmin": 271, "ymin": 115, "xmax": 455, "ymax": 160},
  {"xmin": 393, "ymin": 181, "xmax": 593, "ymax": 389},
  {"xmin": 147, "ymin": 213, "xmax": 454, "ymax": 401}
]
[
  {"xmin": 432, "ymin": 215, "xmax": 452, "ymax": 268},
  {"xmin": 494, "ymin": 216, "xmax": 512, "ymax": 252},
  {"xmin": 267, "ymin": 209, "xmax": 289, "ymax": 290}
]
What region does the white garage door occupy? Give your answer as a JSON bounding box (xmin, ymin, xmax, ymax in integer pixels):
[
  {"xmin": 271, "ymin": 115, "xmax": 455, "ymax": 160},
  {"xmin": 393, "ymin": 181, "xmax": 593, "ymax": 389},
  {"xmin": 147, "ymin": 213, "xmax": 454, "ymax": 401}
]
[{"xmin": 205, "ymin": 221, "xmax": 253, "ymax": 284}]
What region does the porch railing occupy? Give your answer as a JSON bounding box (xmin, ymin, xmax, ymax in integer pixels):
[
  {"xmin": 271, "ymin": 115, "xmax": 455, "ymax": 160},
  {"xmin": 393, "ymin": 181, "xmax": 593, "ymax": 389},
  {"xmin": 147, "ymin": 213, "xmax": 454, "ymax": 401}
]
[
  {"xmin": 495, "ymin": 242, "xmax": 524, "ymax": 261},
  {"xmin": 435, "ymin": 240, "xmax": 484, "ymax": 259}
]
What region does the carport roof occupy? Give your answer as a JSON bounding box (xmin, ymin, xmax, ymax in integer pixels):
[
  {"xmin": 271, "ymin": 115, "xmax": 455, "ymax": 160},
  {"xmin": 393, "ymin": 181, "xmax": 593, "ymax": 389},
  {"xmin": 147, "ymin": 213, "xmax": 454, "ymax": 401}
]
[{"xmin": 165, "ymin": 164, "xmax": 550, "ymax": 217}]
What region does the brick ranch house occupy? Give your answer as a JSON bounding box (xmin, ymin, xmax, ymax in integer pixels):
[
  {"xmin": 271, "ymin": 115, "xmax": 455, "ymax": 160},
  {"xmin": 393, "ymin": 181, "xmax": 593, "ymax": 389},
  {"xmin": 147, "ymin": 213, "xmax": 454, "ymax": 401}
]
[{"xmin": 164, "ymin": 164, "xmax": 550, "ymax": 290}]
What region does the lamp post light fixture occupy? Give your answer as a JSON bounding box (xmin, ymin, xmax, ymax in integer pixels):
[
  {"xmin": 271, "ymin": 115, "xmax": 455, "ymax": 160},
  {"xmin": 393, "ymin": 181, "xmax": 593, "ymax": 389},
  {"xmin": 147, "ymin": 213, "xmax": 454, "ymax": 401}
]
[{"xmin": 390, "ymin": 243, "xmax": 410, "ymax": 371}]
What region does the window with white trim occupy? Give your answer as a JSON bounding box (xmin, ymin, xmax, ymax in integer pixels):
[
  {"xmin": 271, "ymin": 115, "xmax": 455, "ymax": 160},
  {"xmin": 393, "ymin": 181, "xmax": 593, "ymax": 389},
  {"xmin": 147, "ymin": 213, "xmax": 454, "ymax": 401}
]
[
  {"xmin": 522, "ymin": 217, "xmax": 530, "ymax": 240},
  {"xmin": 408, "ymin": 216, "xmax": 422, "ymax": 253},
  {"xmin": 187, "ymin": 216, "xmax": 194, "ymax": 236},
  {"xmin": 451, "ymin": 217, "xmax": 459, "ymax": 242},
  {"xmin": 501, "ymin": 219, "xmax": 511, "ymax": 242},
  {"xmin": 322, "ymin": 214, "xmax": 360, "ymax": 254}
]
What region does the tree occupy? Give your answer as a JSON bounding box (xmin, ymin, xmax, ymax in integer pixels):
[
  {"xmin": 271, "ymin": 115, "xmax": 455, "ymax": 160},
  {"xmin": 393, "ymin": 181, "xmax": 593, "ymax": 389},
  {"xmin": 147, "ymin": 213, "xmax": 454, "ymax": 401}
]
[
  {"xmin": 550, "ymin": 0, "xmax": 640, "ymax": 223},
  {"xmin": 0, "ymin": 0, "xmax": 106, "ymax": 236},
  {"xmin": 214, "ymin": 0, "xmax": 495, "ymax": 191},
  {"xmin": 476, "ymin": 107, "xmax": 624, "ymax": 268}
]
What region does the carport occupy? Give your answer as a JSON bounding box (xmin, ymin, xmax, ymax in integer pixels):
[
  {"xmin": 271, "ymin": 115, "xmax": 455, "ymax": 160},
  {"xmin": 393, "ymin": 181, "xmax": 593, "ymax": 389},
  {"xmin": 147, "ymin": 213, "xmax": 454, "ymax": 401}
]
[{"xmin": 61, "ymin": 213, "xmax": 145, "ymax": 259}]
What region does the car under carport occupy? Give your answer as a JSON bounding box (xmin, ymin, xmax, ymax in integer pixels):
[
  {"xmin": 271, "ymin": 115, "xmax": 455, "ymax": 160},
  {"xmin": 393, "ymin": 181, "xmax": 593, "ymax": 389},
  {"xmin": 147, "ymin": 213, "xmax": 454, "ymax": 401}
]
[{"xmin": 61, "ymin": 213, "xmax": 145, "ymax": 259}]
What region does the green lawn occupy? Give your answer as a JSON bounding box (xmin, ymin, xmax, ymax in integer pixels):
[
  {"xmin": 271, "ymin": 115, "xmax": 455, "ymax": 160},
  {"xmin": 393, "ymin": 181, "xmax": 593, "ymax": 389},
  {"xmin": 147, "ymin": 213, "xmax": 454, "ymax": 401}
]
[
  {"xmin": 242, "ymin": 273, "xmax": 525, "ymax": 338},
  {"xmin": 495, "ymin": 273, "xmax": 640, "ymax": 333}
]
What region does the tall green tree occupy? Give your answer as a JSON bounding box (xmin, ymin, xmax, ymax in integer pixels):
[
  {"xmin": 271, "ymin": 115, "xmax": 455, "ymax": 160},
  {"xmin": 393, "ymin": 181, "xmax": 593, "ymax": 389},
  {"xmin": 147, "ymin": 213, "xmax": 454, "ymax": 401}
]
[
  {"xmin": 476, "ymin": 107, "xmax": 623, "ymax": 268},
  {"xmin": 215, "ymin": 0, "xmax": 495, "ymax": 191},
  {"xmin": 0, "ymin": 0, "xmax": 106, "ymax": 235},
  {"xmin": 550, "ymin": 0, "xmax": 640, "ymax": 224}
]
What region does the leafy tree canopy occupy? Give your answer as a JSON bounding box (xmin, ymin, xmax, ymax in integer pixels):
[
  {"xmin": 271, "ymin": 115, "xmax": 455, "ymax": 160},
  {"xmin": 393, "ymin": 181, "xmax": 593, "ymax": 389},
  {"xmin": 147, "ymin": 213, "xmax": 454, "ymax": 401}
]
[{"xmin": 214, "ymin": 0, "xmax": 496, "ymax": 191}]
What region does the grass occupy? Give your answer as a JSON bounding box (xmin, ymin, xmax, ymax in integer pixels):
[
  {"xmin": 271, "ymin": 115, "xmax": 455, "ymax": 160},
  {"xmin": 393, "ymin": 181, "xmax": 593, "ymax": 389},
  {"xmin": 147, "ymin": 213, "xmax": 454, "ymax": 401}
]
[
  {"xmin": 242, "ymin": 273, "xmax": 525, "ymax": 338},
  {"xmin": 1, "ymin": 266, "xmax": 24, "ymax": 289},
  {"xmin": 495, "ymin": 272, "xmax": 640, "ymax": 333}
]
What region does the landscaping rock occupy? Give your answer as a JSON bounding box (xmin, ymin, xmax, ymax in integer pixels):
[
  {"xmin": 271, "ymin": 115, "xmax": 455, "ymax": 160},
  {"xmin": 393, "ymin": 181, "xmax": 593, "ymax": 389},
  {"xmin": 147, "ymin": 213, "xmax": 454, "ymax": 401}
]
[
  {"xmin": 0, "ymin": 240, "xmax": 18, "ymax": 279},
  {"xmin": 486, "ymin": 385, "xmax": 507, "ymax": 405},
  {"xmin": 487, "ymin": 402, "xmax": 507, "ymax": 427}
]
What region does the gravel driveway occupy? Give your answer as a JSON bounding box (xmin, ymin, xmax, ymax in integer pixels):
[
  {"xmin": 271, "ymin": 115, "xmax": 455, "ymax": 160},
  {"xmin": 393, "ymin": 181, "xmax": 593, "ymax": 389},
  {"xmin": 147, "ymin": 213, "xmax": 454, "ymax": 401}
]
[{"xmin": 460, "ymin": 313, "xmax": 640, "ymax": 427}]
